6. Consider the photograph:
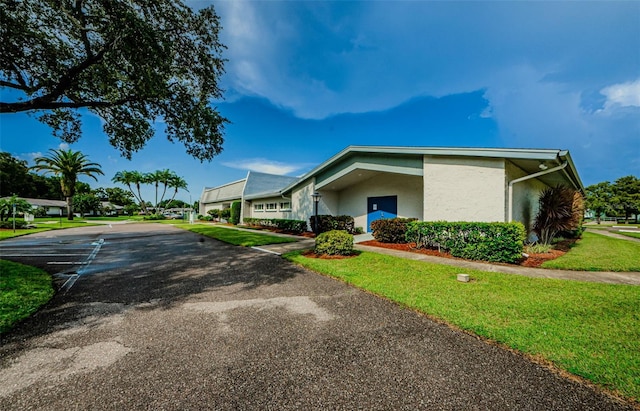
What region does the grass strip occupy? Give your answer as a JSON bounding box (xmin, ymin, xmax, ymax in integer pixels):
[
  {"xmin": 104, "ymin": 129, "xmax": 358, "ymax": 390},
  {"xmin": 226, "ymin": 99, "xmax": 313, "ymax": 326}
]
[
  {"xmin": 183, "ymin": 224, "xmax": 298, "ymax": 247},
  {"xmin": 618, "ymin": 232, "xmax": 640, "ymax": 239},
  {"xmin": 542, "ymin": 231, "xmax": 640, "ymax": 271},
  {"xmin": 285, "ymin": 250, "xmax": 640, "ymax": 401},
  {"xmin": 0, "ymin": 260, "xmax": 54, "ymax": 334}
]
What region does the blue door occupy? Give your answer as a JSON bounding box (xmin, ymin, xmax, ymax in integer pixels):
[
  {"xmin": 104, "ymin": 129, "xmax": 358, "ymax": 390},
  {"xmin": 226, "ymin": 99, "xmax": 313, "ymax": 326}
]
[{"xmin": 367, "ymin": 196, "xmax": 397, "ymax": 232}]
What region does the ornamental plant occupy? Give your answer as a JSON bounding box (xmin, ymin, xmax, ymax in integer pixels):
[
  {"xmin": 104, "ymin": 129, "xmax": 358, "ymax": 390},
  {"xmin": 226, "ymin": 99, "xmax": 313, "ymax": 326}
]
[{"xmin": 315, "ymin": 230, "xmax": 354, "ymax": 256}]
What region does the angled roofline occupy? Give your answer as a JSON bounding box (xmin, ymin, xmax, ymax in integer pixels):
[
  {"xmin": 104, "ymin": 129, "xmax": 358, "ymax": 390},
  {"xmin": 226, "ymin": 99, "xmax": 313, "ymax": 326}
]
[
  {"xmin": 280, "ymin": 145, "xmax": 583, "ymax": 193},
  {"xmin": 202, "ymin": 177, "xmax": 247, "ymax": 193}
]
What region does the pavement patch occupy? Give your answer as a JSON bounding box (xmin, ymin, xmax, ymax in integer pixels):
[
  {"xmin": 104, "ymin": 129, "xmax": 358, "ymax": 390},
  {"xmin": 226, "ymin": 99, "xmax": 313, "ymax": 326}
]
[{"xmin": 183, "ymin": 296, "xmax": 335, "ymax": 322}]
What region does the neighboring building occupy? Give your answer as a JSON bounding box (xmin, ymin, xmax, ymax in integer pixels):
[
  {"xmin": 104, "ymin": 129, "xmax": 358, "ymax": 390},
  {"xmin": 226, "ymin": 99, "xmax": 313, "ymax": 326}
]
[
  {"xmin": 14, "ymin": 197, "xmax": 67, "ymax": 217},
  {"xmin": 200, "ymin": 146, "xmax": 584, "ymax": 233}
]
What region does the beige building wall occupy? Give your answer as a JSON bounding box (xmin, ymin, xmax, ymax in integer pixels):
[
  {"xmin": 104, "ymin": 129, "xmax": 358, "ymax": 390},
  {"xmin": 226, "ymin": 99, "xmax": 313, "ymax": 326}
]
[
  {"xmin": 248, "ymin": 195, "xmax": 295, "ymax": 220},
  {"xmin": 505, "ymin": 161, "xmax": 548, "ymax": 234},
  {"xmin": 337, "ymin": 173, "xmax": 423, "ymax": 231},
  {"xmin": 423, "ymin": 156, "xmax": 506, "ymax": 222},
  {"xmin": 289, "ymin": 179, "xmax": 315, "ymax": 225}
]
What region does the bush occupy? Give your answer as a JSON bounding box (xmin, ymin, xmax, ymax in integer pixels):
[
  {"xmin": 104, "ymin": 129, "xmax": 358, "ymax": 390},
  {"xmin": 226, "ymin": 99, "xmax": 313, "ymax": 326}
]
[
  {"xmin": 309, "ymin": 215, "xmax": 355, "ymax": 234},
  {"xmin": 220, "ymin": 208, "xmax": 231, "ymax": 221},
  {"xmin": 406, "ymin": 221, "xmax": 525, "ymax": 264},
  {"xmin": 199, "ymin": 215, "xmax": 213, "ymax": 221},
  {"xmin": 533, "ymin": 185, "xmax": 584, "ymax": 245},
  {"xmin": 243, "ymin": 218, "xmax": 307, "ymax": 234},
  {"xmin": 230, "ymin": 201, "xmax": 241, "ymax": 225},
  {"xmin": 143, "ymin": 213, "xmax": 166, "ymax": 220},
  {"xmin": 315, "ymin": 230, "xmax": 354, "ymax": 256},
  {"xmin": 0, "ymin": 220, "xmax": 28, "ymax": 229},
  {"xmin": 207, "ymin": 209, "xmax": 220, "ymax": 219},
  {"xmin": 370, "ymin": 218, "xmax": 417, "ymax": 243}
]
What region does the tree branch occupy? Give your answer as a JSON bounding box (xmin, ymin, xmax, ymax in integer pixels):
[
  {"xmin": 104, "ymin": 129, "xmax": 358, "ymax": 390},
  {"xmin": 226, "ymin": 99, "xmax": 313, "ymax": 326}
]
[{"xmin": 0, "ymin": 96, "xmax": 141, "ymax": 113}]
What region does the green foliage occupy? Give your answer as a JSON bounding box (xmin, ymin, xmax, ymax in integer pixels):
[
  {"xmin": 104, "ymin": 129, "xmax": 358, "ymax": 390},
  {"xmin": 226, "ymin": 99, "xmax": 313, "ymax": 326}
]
[
  {"xmin": 143, "ymin": 213, "xmax": 166, "ymax": 221},
  {"xmin": 1, "ymin": 260, "xmax": 54, "ymax": 334},
  {"xmin": 230, "ymin": 201, "xmax": 241, "ymax": 225},
  {"xmin": 220, "ymin": 208, "xmax": 231, "ymax": 220},
  {"xmin": 72, "ymin": 192, "xmax": 101, "ymax": 217},
  {"xmin": 309, "ymin": 215, "xmax": 356, "ymax": 234},
  {"xmin": 585, "ymin": 181, "xmax": 613, "ymax": 223},
  {"xmin": 113, "ymin": 169, "xmax": 188, "ymax": 214},
  {"xmin": 315, "ymin": 230, "xmax": 354, "ymax": 256},
  {"xmin": 285, "ymin": 251, "xmax": 640, "ymax": 401},
  {"xmin": 370, "ymin": 218, "xmax": 417, "ymax": 243},
  {"xmin": 533, "ymin": 185, "xmax": 584, "ymax": 245},
  {"xmin": 243, "ymin": 218, "xmax": 307, "ymax": 234},
  {"xmin": 0, "ymin": 195, "xmax": 32, "ymax": 221},
  {"xmin": 0, "ymin": 220, "xmax": 28, "ymax": 229},
  {"xmin": 406, "ymin": 221, "xmax": 526, "ymax": 264},
  {"xmin": 31, "ymin": 149, "xmax": 104, "ymax": 220},
  {"xmin": 611, "ymin": 175, "xmax": 640, "ymax": 222},
  {"xmin": 1, "ymin": 0, "xmax": 228, "ymax": 161},
  {"xmin": 525, "ymin": 243, "xmax": 552, "ymax": 254}
]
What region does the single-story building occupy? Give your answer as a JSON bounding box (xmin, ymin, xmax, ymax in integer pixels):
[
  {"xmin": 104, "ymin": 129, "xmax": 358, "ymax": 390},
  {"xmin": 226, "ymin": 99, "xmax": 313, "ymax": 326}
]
[
  {"xmin": 15, "ymin": 197, "xmax": 67, "ymax": 217},
  {"xmin": 200, "ymin": 146, "xmax": 584, "ymax": 234}
]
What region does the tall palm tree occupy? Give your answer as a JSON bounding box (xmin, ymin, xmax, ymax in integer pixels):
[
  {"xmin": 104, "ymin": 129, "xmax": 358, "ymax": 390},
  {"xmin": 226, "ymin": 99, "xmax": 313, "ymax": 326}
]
[
  {"xmin": 32, "ymin": 149, "xmax": 104, "ymax": 220},
  {"xmin": 112, "ymin": 170, "xmax": 148, "ymax": 214},
  {"xmin": 147, "ymin": 169, "xmax": 174, "ymax": 211},
  {"xmin": 165, "ymin": 175, "xmax": 188, "ymax": 210}
]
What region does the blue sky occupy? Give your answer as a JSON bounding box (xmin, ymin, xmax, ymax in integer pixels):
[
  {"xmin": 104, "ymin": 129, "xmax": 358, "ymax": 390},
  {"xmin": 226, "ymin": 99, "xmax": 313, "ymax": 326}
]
[{"xmin": 1, "ymin": 1, "xmax": 639, "ymax": 203}]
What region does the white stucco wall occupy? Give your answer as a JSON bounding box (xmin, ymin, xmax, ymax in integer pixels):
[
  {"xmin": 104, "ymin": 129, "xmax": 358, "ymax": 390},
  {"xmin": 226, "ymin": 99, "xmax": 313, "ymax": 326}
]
[
  {"xmin": 337, "ymin": 173, "xmax": 423, "ymax": 231},
  {"xmin": 247, "ymin": 196, "xmax": 295, "ymax": 220},
  {"xmin": 290, "ymin": 179, "xmax": 315, "ymax": 225},
  {"xmin": 506, "ymin": 161, "xmax": 548, "ymax": 234},
  {"xmin": 423, "ymin": 156, "xmax": 506, "ymax": 222}
]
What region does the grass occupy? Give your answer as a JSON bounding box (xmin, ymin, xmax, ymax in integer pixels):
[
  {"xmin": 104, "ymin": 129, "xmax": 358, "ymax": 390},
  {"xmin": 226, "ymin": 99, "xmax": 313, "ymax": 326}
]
[
  {"xmin": 0, "ymin": 218, "xmax": 99, "ymax": 240},
  {"xmin": 0, "ymin": 260, "xmax": 54, "ymax": 334},
  {"xmin": 284, "ymin": 250, "xmax": 640, "ymax": 402},
  {"xmin": 618, "ymin": 231, "xmax": 640, "ymax": 239},
  {"xmin": 183, "ymin": 224, "xmax": 298, "ymax": 247},
  {"xmin": 542, "ymin": 231, "xmax": 640, "ymax": 271}
]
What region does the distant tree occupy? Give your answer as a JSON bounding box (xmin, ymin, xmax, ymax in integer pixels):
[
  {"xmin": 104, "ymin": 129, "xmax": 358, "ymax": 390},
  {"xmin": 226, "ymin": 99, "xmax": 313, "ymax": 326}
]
[
  {"xmin": 611, "ymin": 176, "xmax": 640, "ymax": 223},
  {"xmin": 0, "ymin": 152, "xmax": 31, "ymax": 197},
  {"xmin": 73, "ymin": 192, "xmax": 101, "ymax": 217},
  {"xmin": 533, "ymin": 185, "xmax": 584, "ymax": 244},
  {"xmin": 112, "ymin": 170, "xmax": 148, "ymax": 214},
  {"xmin": 164, "ymin": 174, "xmax": 188, "ymax": 210},
  {"xmin": 1, "ymin": 0, "xmax": 228, "ymax": 161},
  {"xmin": 585, "ymin": 181, "xmax": 613, "ymax": 224},
  {"xmin": 31, "ymin": 149, "xmax": 103, "ymax": 220},
  {"xmin": 0, "ymin": 195, "xmax": 32, "ymax": 221}
]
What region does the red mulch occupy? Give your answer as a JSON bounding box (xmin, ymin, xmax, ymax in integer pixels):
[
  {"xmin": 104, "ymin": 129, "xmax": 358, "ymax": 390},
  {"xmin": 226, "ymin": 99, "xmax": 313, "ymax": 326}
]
[{"xmin": 359, "ymin": 239, "xmax": 575, "ymax": 268}]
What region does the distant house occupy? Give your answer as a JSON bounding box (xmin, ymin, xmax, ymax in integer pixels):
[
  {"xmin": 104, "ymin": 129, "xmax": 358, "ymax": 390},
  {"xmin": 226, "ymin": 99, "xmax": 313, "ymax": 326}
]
[
  {"xmin": 13, "ymin": 197, "xmax": 67, "ymax": 217},
  {"xmin": 200, "ymin": 146, "xmax": 584, "ymax": 233}
]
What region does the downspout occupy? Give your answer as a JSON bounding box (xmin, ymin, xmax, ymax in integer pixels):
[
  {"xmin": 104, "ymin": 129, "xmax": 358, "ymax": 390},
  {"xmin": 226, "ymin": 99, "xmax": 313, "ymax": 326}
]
[{"xmin": 508, "ymin": 161, "xmax": 568, "ymax": 222}]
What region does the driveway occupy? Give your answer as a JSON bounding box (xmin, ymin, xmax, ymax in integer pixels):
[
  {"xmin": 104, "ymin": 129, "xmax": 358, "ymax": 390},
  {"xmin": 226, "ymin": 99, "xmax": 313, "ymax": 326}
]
[{"xmin": 0, "ymin": 224, "xmax": 633, "ymax": 410}]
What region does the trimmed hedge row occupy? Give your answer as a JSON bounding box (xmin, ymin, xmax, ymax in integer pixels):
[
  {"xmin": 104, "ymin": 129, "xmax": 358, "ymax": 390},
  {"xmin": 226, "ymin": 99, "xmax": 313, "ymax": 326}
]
[
  {"xmin": 405, "ymin": 221, "xmax": 526, "ymax": 264},
  {"xmin": 309, "ymin": 215, "xmax": 356, "ymax": 234},
  {"xmin": 370, "ymin": 218, "xmax": 417, "ymax": 243},
  {"xmin": 243, "ymin": 217, "xmax": 307, "ymax": 234},
  {"xmin": 230, "ymin": 201, "xmax": 241, "ymax": 225}
]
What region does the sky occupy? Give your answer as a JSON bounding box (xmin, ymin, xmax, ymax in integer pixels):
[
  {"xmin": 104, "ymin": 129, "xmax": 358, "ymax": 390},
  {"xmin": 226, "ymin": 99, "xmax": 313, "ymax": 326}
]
[{"xmin": 1, "ymin": 1, "xmax": 639, "ymax": 204}]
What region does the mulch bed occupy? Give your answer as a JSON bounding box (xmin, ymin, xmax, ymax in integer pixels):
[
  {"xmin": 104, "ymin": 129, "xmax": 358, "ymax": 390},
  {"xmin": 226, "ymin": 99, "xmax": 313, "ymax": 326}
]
[
  {"xmin": 359, "ymin": 239, "xmax": 575, "ymax": 268},
  {"xmin": 301, "ymin": 250, "xmax": 359, "ymax": 259}
]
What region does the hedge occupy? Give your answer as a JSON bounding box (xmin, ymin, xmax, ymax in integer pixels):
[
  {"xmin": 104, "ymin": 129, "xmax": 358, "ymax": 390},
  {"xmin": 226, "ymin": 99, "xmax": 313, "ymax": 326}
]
[
  {"xmin": 370, "ymin": 218, "xmax": 417, "ymax": 243},
  {"xmin": 243, "ymin": 218, "xmax": 307, "ymax": 234},
  {"xmin": 405, "ymin": 221, "xmax": 526, "ymax": 264},
  {"xmin": 230, "ymin": 201, "xmax": 241, "ymax": 225},
  {"xmin": 309, "ymin": 215, "xmax": 355, "ymax": 234}
]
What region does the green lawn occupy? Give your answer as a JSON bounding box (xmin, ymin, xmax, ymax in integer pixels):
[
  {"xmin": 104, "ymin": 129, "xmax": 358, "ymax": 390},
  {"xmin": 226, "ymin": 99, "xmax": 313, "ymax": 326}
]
[
  {"xmin": 618, "ymin": 231, "xmax": 640, "ymax": 239},
  {"xmin": 183, "ymin": 224, "xmax": 298, "ymax": 247},
  {"xmin": 0, "ymin": 260, "xmax": 54, "ymax": 334},
  {"xmin": 0, "ymin": 219, "xmax": 98, "ymax": 240},
  {"xmin": 284, "ymin": 250, "xmax": 640, "ymax": 402},
  {"xmin": 542, "ymin": 231, "xmax": 640, "ymax": 271}
]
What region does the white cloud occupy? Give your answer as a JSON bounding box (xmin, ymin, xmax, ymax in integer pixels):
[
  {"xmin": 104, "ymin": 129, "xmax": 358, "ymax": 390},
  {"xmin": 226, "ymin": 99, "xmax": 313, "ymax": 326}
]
[
  {"xmin": 58, "ymin": 143, "xmax": 69, "ymax": 150},
  {"xmin": 222, "ymin": 158, "xmax": 302, "ymax": 175},
  {"xmin": 600, "ymin": 79, "xmax": 640, "ymax": 110}
]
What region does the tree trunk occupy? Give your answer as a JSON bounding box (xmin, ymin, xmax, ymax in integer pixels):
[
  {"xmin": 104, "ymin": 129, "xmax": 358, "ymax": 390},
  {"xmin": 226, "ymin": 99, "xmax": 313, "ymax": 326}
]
[{"xmin": 66, "ymin": 196, "xmax": 74, "ymax": 220}]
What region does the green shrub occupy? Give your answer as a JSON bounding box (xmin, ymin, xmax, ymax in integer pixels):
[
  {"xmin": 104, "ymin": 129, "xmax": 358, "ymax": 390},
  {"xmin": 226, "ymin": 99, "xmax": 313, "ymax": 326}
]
[
  {"xmin": 220, "ymin": 208, "xmax": 231, "ymax": 221},
  {"xmin": 199, "ymin": 215, "xmax": 213, "ymax": 221},
  {"xmin": 230, "ymin": 201, "xmax": 241, "ymax": 225},
  {"xmin": 243, "ymin": 218, "xmax": 307, "ymax": 234},
  {"xmin": 309, "ymin": 215, "xmax": 355, "ymax": 234},
  {"xmin": 406, "ymin": 221, "xmax": 525, "ymax": 264},
  {"xmin": 0, "ymin": 220, "xmax": 28, "ymax": 229},
  {"xmin": 207, "ymin": 209, "xmax": 220, "ymax": 219},
  {"xmin": 315, "ymin": 230, "xmax": 354, "ymax": 256},
  {"xmin": 370, "ymin": 218, "xmax": 417, "ymax": 243},
  {"xmin": 143, "ymin": 213, "xmax": 166, "ymax": 220}
]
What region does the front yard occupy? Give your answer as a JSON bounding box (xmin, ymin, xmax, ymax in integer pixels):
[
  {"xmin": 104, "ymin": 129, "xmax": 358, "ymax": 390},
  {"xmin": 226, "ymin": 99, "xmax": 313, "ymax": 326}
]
[{"xmin": 285, "ymin": 250, "xmax": 640, "ymax": 403}]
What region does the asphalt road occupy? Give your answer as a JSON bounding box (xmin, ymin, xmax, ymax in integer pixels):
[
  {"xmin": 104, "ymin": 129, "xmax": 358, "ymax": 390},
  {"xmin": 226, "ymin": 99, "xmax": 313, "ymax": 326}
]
[{"xmin": 0, "ymin": 223, "xmax": 634, "ymax": 410}]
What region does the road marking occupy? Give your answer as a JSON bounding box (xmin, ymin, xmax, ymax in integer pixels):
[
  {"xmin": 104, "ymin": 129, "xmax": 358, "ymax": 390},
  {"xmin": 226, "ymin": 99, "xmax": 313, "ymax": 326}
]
[
  {"xmin": 60, "ymin": 238, "xmax": 105, "ymax": 292},
  {"xmin": 250, "ymin": 246, "xmax": 281, "ymax": 255},
  {"xmin": 48, "ymin": 262, "xmax": 89, "ymax": 265}
]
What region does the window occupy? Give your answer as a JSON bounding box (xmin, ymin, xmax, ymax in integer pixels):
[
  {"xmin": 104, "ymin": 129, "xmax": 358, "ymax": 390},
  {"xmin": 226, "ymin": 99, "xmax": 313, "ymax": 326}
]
[
  {"xmin": 279, "ymin": 202, "xmax": 291, "ymax": 211},
  {"xmin": 254, "ymin": 203, "xmax": 264, "ymax": 212},
  {"xmin": 265, "ymin": 202, "xmax": 277, "ymax": 211}
]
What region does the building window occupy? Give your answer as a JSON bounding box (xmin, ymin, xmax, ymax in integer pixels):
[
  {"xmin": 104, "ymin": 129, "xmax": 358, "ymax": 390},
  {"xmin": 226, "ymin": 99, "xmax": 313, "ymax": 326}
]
[
  {"xmin": 254, "ymin": 203, "xmax": 264, "ymax": 212},
  {"xmin": 265, "ymin": 202, "xmax": 277, "ymax": 211},
  {"xmin": 279, "ymin": 202, "xmax": 291, "ymax": 211}
]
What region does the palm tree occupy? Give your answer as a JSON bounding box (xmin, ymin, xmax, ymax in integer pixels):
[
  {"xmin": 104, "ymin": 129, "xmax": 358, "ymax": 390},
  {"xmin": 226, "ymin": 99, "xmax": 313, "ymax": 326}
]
[
  {"xmin": 164, "ymin": 175, "xmax": 188, "ymax": 210},
  {"xmin": 32, "ymin": 149, "xmax": 104, "ymax": 220},
  {"xmin": 112, "ymin": 170, "xmax": 148, "ymax": 214},
  {"xmin": 147, "ymin": 169, "xmax": 174, "ymax": 211}
]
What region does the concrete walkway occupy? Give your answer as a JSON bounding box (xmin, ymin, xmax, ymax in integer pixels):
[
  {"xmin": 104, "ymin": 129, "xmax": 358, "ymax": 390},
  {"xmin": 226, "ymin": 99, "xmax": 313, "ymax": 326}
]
[{"xmin": 211, "ymin": 224, "xmax": 640, "ymax": 285}]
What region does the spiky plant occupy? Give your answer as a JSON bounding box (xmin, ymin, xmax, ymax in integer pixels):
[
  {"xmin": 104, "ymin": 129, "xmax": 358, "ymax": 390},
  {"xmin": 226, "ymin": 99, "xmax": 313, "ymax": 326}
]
[{"xmin": 533, "ymin": 185, "xmax": 584, "ymax": 245}]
